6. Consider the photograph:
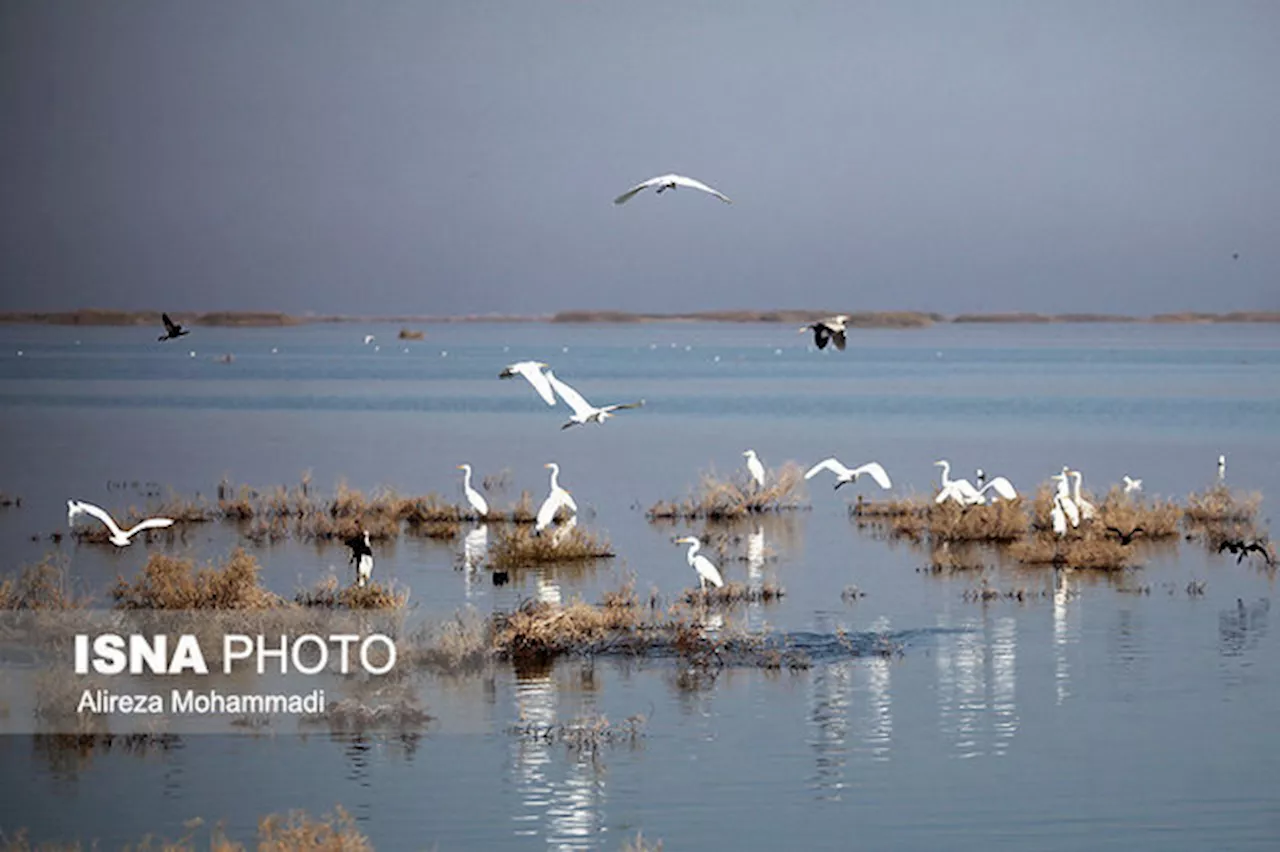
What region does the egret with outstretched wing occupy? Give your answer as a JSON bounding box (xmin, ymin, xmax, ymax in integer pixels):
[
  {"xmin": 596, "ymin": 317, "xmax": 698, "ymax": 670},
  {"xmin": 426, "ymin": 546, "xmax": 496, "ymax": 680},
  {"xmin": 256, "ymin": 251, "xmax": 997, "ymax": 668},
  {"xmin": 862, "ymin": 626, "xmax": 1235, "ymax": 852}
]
[
  {"xmin": 545, "ymin": 370, "xmax": 644, "ymax": 429},
  {"xmin": 614, "ymin": 173, "xmax": 732, "ymax": 205},
  {"xmin": 805, "ymin": 458, "xmax": 892, "ymax": 490},
  {"xmin": 67, "ymin": 499, "xmax": 174, "ymax": 547},
  {"xmin": 499, "ymin": 361, "xmax": 557, "ymax": 406}
]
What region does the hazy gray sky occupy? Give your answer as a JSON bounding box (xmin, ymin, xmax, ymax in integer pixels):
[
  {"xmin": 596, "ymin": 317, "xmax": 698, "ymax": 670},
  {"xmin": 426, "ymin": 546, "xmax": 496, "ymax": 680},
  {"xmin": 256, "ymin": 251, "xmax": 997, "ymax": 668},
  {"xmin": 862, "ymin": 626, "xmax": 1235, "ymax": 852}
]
[{"xmin": 2, "ymin": 1, "xmax": 1277, "ymax": 315}]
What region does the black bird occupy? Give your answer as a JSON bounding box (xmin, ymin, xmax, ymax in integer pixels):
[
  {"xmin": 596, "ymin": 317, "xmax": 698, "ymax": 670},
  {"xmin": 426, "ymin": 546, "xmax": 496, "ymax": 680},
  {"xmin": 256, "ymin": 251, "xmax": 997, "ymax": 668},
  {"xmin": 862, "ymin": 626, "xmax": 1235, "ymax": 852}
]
[
  {"xmin": 1218, "ymin": 538, "xmax": 1275, "ymax": 567},
  {"xmin": 799, "ymin": 315, "xmax": 849, "ymax": 351},
  {"xmin": 344, "ymin": 529, "xmax": 375, "ymax": 587},
  {"xmin": 158, "ymin": 313, "xmax": 189, "ymax": 341},
  {"xmin": 1106, "ymin": 526, "xmax": 1146, "ymax": 545}
]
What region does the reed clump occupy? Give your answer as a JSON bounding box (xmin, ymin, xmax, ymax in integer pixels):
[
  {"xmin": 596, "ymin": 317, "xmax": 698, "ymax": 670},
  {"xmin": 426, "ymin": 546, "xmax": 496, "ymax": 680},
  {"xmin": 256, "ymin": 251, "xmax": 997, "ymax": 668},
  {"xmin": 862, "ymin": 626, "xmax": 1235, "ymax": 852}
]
[
  {"xmin": 1006, "ymin": 533, "xmax": 1133, "ymax": 571},
  {"xmin": 488, "ymin": 525, "xmax": 614, "ymax": 570},
  {"xmin": 621, "ymin": 832, "xmax": 664, "ymax": 852},
  {"xmin": 647, "ymin": 462, "xmax": 808, "ymax": 521},
  {"xmin": 926, "ymin": 498, "xmax": 1029, "ymax": 543},
  {"xmin": 492, "ymin": 598, "xmax": 639, "ymax": 658},
  {"xmin": 0, "ymin": 557, "xmax": 82, "ymax": 610},
  {"xmin": 1095, "ymin": 488, "xmax": 1183, "ymax": 538},
  {"xmin": 926, "ymin": 542, "xmax": 987, "ymax": 572},
  {"xmin": 295, "ymin": 576, "xmax": 409, "ymax": 610},
  {"xmin": 112, "ymin": 549, "xmax": 285, "ymax": 610},
  {"xmin": 302, "ymin": 697, "xmax": 431, "ymax": 735},
  {"xmin": 1184, "ymin": 484, "xmax": 1262, "ymax": 525},
  {"xmin": 682, "ymin": 581, "xmax": 785, "ymax": 606},
  {"xmin": 397, "ymin": 327, "xmax": 425, "ymax": 340},
  {"xmin": 409, "ymin": 608, "xmax": 490, "ymax": 672},
  {"xmin": 508, "ymin": 711, "xmax": 645, "ymax": 752}
]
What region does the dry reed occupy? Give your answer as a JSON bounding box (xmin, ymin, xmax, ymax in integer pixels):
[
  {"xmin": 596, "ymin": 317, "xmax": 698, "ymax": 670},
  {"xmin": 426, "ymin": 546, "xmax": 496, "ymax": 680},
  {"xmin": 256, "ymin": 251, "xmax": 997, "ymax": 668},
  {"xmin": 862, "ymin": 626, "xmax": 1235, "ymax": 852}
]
[
  {"xmin": 111, "ymin": 549, "xmax": 284, "ymax": 610},
  {"xmin": 647, "ymin": 462, "xmax": 808, "ymax": 521},
  {"xmin": 0, "ymin": 557, "xmax": 82, "ymax": 610},
  {"xmin": 294, "ymin": 576, "xmax": 409, "ymax": 610},
  {"xmin": 488, "ymin": 525, "xmax": 614, "ymax": 570},
  {"xmin": 681, "ymin": 581, "xmax": 785, "ymax": 606}
]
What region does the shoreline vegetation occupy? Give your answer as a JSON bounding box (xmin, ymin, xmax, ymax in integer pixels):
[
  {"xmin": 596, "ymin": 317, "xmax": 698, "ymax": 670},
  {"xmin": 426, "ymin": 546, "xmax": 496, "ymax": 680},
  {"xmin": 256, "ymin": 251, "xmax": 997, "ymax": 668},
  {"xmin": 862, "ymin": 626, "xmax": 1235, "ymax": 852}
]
[{"xmin": 1, "ymin": 308, "xmax": 1279, "ymax": 328}]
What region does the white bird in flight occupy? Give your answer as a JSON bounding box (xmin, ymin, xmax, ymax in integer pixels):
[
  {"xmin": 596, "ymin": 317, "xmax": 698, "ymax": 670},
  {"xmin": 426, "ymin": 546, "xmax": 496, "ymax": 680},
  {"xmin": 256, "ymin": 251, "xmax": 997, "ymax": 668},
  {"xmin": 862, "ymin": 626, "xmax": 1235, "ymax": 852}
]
[
  {"xmin": 1123, "ymin": 475, "xmax": 1143, "ymax": 494},
  {"xmin": 613, "ymin": 173, "xmax": 733, "ymax": 205},
  {"xmin": 536, "ymin": 462, "xmax": 579, "ymax": 532},
  {"xmin": 934, "ymin": 460, "xmax": 982, "ymax": 505},
  {"xmin": 67, "ymin": 499, "xmax": 174, "ymax": 547},
  {"xmin": 545, "ymin": 369, "xmax": 644, "ymax": 429},
  {"xmin": 805, "ymin": 458, "xmax": 892, "ymax": 491},
  {"xmin": 743, "ymin": 449, "xmax": 766, "ymax": 489},
  {"xmin": 674, "ymin": 536, "xmax": 725, "ymax": 591},
  {"xmin": 499, "ymin": 361, "xmax": 557, "ymax": 406},
  {"xmin": 457, "ymin": 464, "xmax": 489, "ymax": 517}
]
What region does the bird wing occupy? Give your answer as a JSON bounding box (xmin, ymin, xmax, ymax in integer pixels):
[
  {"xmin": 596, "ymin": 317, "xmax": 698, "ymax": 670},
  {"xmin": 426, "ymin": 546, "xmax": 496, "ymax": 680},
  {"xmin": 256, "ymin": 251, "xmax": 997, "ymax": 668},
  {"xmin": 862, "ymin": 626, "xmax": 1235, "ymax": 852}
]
[
  {"xmin": 467, "ymin": 489, "xmax": 489, "ymax": 516},
  {"xmin": 544, "ymin": 370, "xmax": 595, "ymax": 418},
  {"xmin": 602, "ymin": 400, "xmax": 644, "ymax": 414},
  {"xmin": 805, "ymin": 458, "xmax": 851, "ymax": 480},
  {"xmin": 503, "ymin": 362, "xmax": 557, "ymax": 406},
  {"xmin": 613, "ymin": 177, "xmax": 663, "ymax": 205},
  {"xmin": 832, "ymin": 329, "xmax": 847, "ymax": 351},
  {"xmin": 1060, "ymin": 495, "xmax": 1080, "ymax": 526},
  {"xmin": 981, "ymin": 476, "xmax": 1018, "ymax": 501},
  {"xmin": 670, "ymin": 175, "xmax": 732, "ymax": 203},
  {"xmin": 68, "ymin": 500, "xmax": 125, "ymax": 538},
  {"xmin": 162, "ymin": 313, "xmax": 179, "ymax": 334},
  {"xmin": 1051, "ymin": 501, "xmax": 1067, "ymax": 535},
  {"xmin": 852, "ymin": 462, "xmax": 892, "ymax": 489},
  {"xmin": 811, "ymin": 325, "xmax": 830, "ymax": 349},
  {"xmin": 536, "ymin": 490, "xmax": 573, "ymax": 530},
  {"xmin": 694, "ymin": 555, "xmax": 725, "ymax": 588},
  {"xmin": 121, "ymin": 517, "xmax": 175, "ymax": 538}
]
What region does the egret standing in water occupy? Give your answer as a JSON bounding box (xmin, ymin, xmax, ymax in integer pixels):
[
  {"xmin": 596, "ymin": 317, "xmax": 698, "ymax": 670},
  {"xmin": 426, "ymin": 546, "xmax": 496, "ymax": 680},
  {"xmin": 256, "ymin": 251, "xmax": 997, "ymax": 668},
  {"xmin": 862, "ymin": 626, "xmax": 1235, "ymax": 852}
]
[
  {"xmin": 457, "ymin": 464, "xmax": 489, "ymax": 518},
  {"xmin": 613, "ymin": 173, "xmax": 733, "ymax": 205},
  {"xmin": 743, "ymin": 450, "xmax": 766, "ymax": 489},
  {"xmin": 674, "ymin": 536, "xmax": 725, "ymax": 591},
  {"xmin": 805, "ymin": 458, "xmax": 892, "ymax": 490},
  {"xmin": 536, "ymin": 462, "xmax": 578, "ymax": 532},
  {"xmin": 67, "ymin": 500, "xmax": 174, "ymax": 547},
  {"xmin": 545, "ymin": 369, "xmax": 644, "ymax": 429}
]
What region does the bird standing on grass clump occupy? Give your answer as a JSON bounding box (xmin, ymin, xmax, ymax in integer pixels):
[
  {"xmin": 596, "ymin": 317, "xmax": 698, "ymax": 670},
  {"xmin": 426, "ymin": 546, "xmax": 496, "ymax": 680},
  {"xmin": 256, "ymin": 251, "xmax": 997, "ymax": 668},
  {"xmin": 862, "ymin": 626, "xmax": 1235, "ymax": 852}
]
[
  {"xmin": 674, "ymin": 536, "xmax": 725, "ymax": 592},
  {"xmin": 743, "ymin": 450, "xmax": 766, "ymax": 490},
  {"xmin": 345, "ymin": 529, "xmax": 374, "ymax": 587},
  {"xmin": 536, "ymin": 463, "xmax": 578, "ymax": 533},
  {"xmin": 457, "ymin": 464, "xmax": 489, "ymax": 518},
  {"xmin": 1218, "ymin": 454, "xmax": 1227, "ymax": 482}
]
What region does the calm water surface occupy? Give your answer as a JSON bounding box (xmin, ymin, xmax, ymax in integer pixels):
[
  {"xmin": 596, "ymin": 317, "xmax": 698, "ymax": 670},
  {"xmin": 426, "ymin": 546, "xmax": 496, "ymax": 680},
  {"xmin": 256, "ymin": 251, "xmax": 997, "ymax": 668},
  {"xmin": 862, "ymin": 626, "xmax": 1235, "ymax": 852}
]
[{"xmin": 0, "ymin": 322, "xmax": 1277, "ymax": 850}]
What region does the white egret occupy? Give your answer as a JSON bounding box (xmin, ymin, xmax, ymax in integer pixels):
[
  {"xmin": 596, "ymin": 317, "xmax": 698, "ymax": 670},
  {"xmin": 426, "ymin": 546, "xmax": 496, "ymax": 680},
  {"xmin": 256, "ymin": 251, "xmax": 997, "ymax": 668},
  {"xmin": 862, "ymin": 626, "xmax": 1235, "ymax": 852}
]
[
  {"xmin": 1050, "ymin": 470, "xmax": 1081, "ymax": 528},
  {"xmin": 457, "ymin": 464, "xmax": 489, "ymax": 517},
  {"xmin": 674, "ymin": 536, "xmax": 725, "ymax": 591},
  {"xmin": 535, "ymin": 462, "xmax": 578, "ymax": 532},
  {"xmin": 1218, "ymin": 454, "xmax": 1226, "ymax": 481},
  {"xmin": 1050, "ymin": 495, "xmax": 1069, "ymax": 536},
  {"xmin": 66, "ymin": 500, "xmax": 174, "ymax": 547},
  {"xmin": 1069, "ymin": 470, "xmax": 1097, "ymax": 521},
  {"xmin": 799, "ymin": 315, "xmax": 849, "ymax": 351},
  {"xmin": 544, "ymin": 369, "xmax": 644, "ymax": 429},
  {"xmin": 934, "ymin": 460, "xmax": 982, "ymax": 505},
  {"xmin": 743, "ymin": 449, "xmax": 766, "ymax": 489},
  {"xmin": 345, "ymin": 529, "xmax": 374, "ymax": 587},
  {"xmin": 972, "ymin": 476, "xmax": 1019, "ymax": 503},
  {"xmin": 157, "ymin": 313, "xmax": 189, "ymax": 342},
  {"xmin": 613, "ymin": 173, "xmax": 732, "ymax": 205},
  {"xmin": 499, "ymin": 361, "xmax": 556, "ymax": 406},
  {"xmin": 363, "ymin": 334, "xmax": 375, "ymax": 345},
  {"xmin": 805, "ymin": 458, "xmax": 892, "ymax": 490},
  {"xmin": 1122, "ymin": 475, "xmax": 1143, "ymax": 494},
  {"xmin": 976, "ymin": 468, "xmax": 987, "ymax": 487},
  {"xmin": 550, "ymin": 514, "xmax": 579, "ymax": 549}
]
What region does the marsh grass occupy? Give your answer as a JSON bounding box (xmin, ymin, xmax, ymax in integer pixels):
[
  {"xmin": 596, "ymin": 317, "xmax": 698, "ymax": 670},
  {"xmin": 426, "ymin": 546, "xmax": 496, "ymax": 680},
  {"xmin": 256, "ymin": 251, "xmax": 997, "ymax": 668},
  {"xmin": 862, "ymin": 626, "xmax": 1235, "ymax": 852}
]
[
  {"xmin": 1185, "ymin": 484, "xmax": 1262, "ymax": 526},
  {"xmin": 492, "ymin": 598, "xmax": 642, "ymax": 659},
  {"xmin": 295, "ymin": 576, "xmax": 409, "ymax": 610},
  {"xmin": 409, "ymin": 608, "xmax": 489, "ymax": 672},
  {"xmin": 0, "ymin": 557, "xmax": 82, "ymax": 610},
  {"xmin": 621, "ymin": 832, "xmax": 664, "ymax": 852},
  {"xmin": 926, "ymin": 498, "xmax": 1029, "ymax": 543},
  {"xmin": 112, "ymin": 549, "xmax": 285, "ymax": 610},
  {"xmin": 302, "ymin": 696, "xmax": 431, "ymax": 735},
  {"xmin": 681, "ymin": 581, "xmax": 785, "ymax": 606},
  {"xmin": 508, "ymin": 711, "xmax": 645, "ymax": 752},
  {"xmin": 1095, "ymin": 488, "xmax": 1183, "ymax": 538},
  {"xmin": 647, "ymin": 462, "xmax": 808, "ymax": 521},
  {"xmin": 1006, "ymin": 533, "xmax": 1134, "ymax": 570},
  {"xmin": 926, "ymin": 542, "xmax": 988, "ymax": 572},
  {"xmin": 488, "ymin": 525, "xmax": 614, "ymax": 570}
]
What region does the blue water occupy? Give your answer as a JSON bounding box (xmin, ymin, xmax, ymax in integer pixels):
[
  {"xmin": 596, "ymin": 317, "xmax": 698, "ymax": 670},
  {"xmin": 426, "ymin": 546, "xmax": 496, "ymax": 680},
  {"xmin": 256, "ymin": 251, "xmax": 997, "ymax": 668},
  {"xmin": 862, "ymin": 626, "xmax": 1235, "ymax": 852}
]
[{"xmin": 1, "ymin": 321, "xmax": 1278, "ymax": 850}]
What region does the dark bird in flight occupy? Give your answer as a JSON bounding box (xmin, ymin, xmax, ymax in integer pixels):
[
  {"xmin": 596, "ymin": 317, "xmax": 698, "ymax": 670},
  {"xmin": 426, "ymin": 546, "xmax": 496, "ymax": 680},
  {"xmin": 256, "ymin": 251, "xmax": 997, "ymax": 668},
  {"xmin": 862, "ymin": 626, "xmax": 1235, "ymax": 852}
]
[
  {"xmin": 800, "ymin": 315, "xmax": 849, "ymax": 351},
  {"xmin": 1218, "ymin": 538, "xmax": 1275, "ymax": 567},
  {"xmin": 158, "ymin": 313, "xmax": 189, "ymax": 341},
  {"xmin": 1106, "ymin": 526, "xmax": 1146, "ymax": 545}
]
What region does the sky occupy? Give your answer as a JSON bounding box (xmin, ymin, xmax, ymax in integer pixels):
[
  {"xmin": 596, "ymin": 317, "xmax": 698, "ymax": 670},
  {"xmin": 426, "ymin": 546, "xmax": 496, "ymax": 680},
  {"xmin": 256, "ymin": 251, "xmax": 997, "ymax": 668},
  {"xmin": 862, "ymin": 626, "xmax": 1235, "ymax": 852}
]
[{"xmin": 1, "ymin": 1, "xmax": 1277, "ymax": 316}]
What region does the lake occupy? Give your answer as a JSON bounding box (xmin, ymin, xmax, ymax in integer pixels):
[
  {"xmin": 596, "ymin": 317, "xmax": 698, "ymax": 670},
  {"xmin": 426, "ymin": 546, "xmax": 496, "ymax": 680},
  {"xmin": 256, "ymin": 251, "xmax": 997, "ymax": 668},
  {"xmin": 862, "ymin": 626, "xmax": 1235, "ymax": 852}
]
[{"xmin": 1, "ymin": 320, "xmax": 1278, "ymax": 850}]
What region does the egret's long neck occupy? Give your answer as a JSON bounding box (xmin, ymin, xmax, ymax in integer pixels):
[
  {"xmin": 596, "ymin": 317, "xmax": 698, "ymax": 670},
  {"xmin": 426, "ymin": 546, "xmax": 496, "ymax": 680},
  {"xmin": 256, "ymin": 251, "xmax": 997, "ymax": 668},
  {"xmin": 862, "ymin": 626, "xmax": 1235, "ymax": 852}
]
[
  {"xmin": 1071, "ymin": 472, "xmax": 1082, "ymax": 498},
  {"xmin": 686, "ymin": 540, "xmax": 701, "ymax": 561},
  {"xmin": 548, "ymin": 465, "xmax": 560, "ymax": 490},
  {"xmin": 461, "ymin": 467, "xmax": 472, "ymax": 490},
  {"xmin": 938, "ymin": 461, "xmax": 951, "ymax": 486}
]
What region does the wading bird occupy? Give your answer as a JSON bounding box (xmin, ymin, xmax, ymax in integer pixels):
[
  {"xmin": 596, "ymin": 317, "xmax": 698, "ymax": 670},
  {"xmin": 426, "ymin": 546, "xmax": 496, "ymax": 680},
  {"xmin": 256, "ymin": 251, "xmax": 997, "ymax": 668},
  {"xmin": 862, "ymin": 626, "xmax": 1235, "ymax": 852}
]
[
  {"xmin": 67, "ymin": 499, "xmax": 174, "ymax": 547},
  {"xmin": 157, "ymin": 313, "xmax": 189, "ymax": 342},
  {"xmin": 1123, "ymin": 475, "xmax": 1143, "ymax": 494},
  {"xmin": 535, "ymin": 462, "xmax": 578, "ymax": 532},
  {"xmin": 1218, "ymin": 454, "xmax": 1227, "ymax": 482},
  {"xmin": 345, "ymin": 529, "xmax": 374, "ymax": 587},
  {"xmin": 1106, "ymin": 526, "xmax": 1146, "ymax": 545},
  {"xmin": 674, "ymin": 536, "xmax": 725, "ymax": 591},
  {"xmin": 1050, "ymin": 493, "xmax": 1077, "ymax": 536},
  {"xmin": 545, "ymin": 370, "xmax": 644, "ymax": 429},
  {"xmin": 1069, "ymin": 470, "xmax": 1097, "ymax": 521},
  {"xmin": 613, "ymin": 173, "xmax": 732, "ymax": 205},
  {"xmin": 800, "ymin": 315, "xmax": 849, "ymax": 351},
  {"xmin": 972, "ymin": 476, "xmax": 1019, "ymax": 504},
  {"xmin": 743, "ymin": 450, "xmax": 766, "ymax": 489},
  {"xmin": 457, "ymin": 464, "xmax": 489, "ymax": 518},
  {"xmin": 934, "ymin": 460, "xmax": 982, "ymax": 505},
  {"xmin": 499, "ymin": 361, "xmax": 556, "ymax": 406},
  {"xmin": 805, "ymin": 458, "xmax": 892, "ymax": 491}
]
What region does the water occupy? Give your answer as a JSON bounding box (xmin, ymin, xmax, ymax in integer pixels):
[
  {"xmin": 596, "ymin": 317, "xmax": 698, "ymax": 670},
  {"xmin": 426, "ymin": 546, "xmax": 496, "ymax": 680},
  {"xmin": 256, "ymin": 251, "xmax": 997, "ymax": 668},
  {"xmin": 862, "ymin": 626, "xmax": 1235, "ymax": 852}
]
[{"xmin": 1, "ymin": 321, "xmax": 1278, "ymax": 850}]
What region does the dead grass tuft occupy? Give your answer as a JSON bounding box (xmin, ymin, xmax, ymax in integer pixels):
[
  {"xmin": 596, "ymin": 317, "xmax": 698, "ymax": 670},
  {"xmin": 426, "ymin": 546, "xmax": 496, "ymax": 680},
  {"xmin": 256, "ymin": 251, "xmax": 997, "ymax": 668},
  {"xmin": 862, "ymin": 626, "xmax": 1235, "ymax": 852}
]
[
  {"xmin": 508, "ymin": 712, "xmax": 645, "ymax": 752},
  {"xmin": 112, "ymin": 549, "xmax": 284, "ymax": 610},
  {"xmin": 294, "ymin": 576, "xmax": 408, "ymax": 610},
  {"xmin": 620, "ymin": 832, "xmax": 664, "ymax": 852},
  {"xmin": 488, "ymin": 525, "xmax": 614, "ymax": 570},
  {"xmin": 0, "ymin": 557, "xmax": 82, "ymax": 610},
  {"xmin": 409, "ymin": 608, "xmax": 490, "ymax": 672},
  {"xmin": 926, "ymin": 498, "xmax": 1029, "ymax": 542},
  {"xmin": 647, "ymin": 462, "xmax": 808, "ymax": 521},
  {"xmin": 1185, "ymin": 484, "xmax": 1262, "ymax": 525},
  {"xmin": 682, "ymin": 581, "xmax": 785, "ymax": 606},
  {"xmin": 1095, "ymin": 487, "xmax": 1183, "ymax": 538},
  {"xmin": 1006, "ymin": 533, "xmax": 1134, "ymax": 570}
]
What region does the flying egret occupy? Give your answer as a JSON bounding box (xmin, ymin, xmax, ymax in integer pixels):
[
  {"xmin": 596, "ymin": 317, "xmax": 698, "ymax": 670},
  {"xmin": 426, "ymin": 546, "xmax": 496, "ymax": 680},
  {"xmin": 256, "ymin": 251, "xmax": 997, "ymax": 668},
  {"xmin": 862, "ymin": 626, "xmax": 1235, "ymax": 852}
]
[
  {"xmin": 345, "ymin": 529, "xmax": 374, "ymax": 587},
  {"xmin": 499, "ymin": 361, "xmax": 557, "ymax": 406},
  {"xmin": 158, "ymin": 313, "xmax": 189, "ymax": 342},
  {"xmin": 1069, "ymin": 470, "xmax": 1097, "ymax": 521},
  {"xmin": 674, "ymin": 536, "xmax": 725, "ymax": 591},
  {"xmin": 1123, "ymin": 475, "xmax": 1143, "ymax": 494},
  {"xmin": 805, "ymin": 458, "xmax": 892, "ymax": 490},
  {"xmin": 364, "ymin": 335, "xmax": 375, "ymax": 345},
  {"xmin": 934, "ymin": 460, "xmax": 982, "ymax": 505},
  {"xmin": 1218, "ymin": 454, "xmax": 1226, "ymax": 481},
  {"xmin": 743, "ymin": 450, "xmax": 766, "ymax": 489},
  {"xmin": 67, "ymin": 500, "xmax": 174, "ymax": 547},
  {"xmin": 535, "ymin": 462, "xmax": 578, "ymax": 532},
  {"xmin": 457, "ymin": 464, "xmax": 489, "ymax": 517},
  {"xmin": 613, "ymin": 173, "xmax": 732, "ymax": 205},
  {"xmin": 545, "ymin": 369, "xmax": 644, "ymax": 429},
  {"xmin": 799, "ymin": 315, "xmax": 849, "ymax": 351}
]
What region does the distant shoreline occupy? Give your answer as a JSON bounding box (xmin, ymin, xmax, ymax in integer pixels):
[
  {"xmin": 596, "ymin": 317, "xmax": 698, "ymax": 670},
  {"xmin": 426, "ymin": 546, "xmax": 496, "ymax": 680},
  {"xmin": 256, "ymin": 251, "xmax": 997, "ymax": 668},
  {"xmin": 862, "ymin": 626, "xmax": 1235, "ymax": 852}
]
[{"xmin": 0, "ymin": 308, "xmax": 1277, "ymax": 328}]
